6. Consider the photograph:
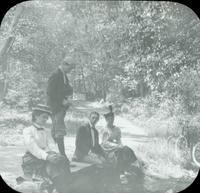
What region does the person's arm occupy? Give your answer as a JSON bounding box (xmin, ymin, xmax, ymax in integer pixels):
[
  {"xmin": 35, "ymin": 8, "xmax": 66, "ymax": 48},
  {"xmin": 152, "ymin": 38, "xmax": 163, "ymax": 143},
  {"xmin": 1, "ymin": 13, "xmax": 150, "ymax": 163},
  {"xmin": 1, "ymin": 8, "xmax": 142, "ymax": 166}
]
[
  {"xmin": 47, "ymin": 73, "xmax": 63, "ymax": 111},
  {"xmin": 46, "ymin": 133, "xmax": 54, "ymax": 152},
  {"xmin": 23, "ymin": 128, "xmax": 48, "ymax": 160},
  {"xmin": 102, "ymin": 131, "xmax": 121, "ymax": 149},
  {"xmin": 102, "ymin": 131, "xmax": 119, "ymax": 148},
  {"xmin": 63, "ymin": 75, "xmax": 73, "ymax": 97},
  {"xmin": 96, "ymin": 144, "xmax": 107, "ymax": 158},
  {"xmin": 95, "ymin": 132, "xmax": 107, "ymax": 158},
  {"xmin": 64, "ymin": 83, "xmax": 73, "ymax": 98},
  {"xmin": 75, "ymin": 126, "xmax": 86, "ymax": 151},
  {"xmin": 46, "ymin": 144, "xmax": 51, "ymax": 152},
  {"xmin": 102, "ymin": 131, "xmax": 109, "ymax": 144},
  {"xmin": 116, "ymin": 129, "xmax": 122, "ymax": 145},
  {"xmin": 62, "ymin": 98, "xmax": 72, "ymax": 110},
  {"xmin": 63, "ymin": 78, "xmax": 73, "ymax": 110}
]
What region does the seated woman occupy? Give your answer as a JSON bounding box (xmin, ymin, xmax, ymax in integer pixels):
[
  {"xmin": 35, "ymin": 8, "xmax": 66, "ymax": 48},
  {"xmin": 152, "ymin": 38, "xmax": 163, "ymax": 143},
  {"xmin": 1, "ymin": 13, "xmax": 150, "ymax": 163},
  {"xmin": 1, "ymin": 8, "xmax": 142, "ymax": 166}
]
[
  {"xmin": 21, "ymin": 104, "xmax": 71, "ymax": 193},
  {"xmin": 101, "ymin": 105, "xmax": 122, "ymax": 151},
  {"xmin": 101, "ymin": 105, "xmax": 143, "ymax": 176}
]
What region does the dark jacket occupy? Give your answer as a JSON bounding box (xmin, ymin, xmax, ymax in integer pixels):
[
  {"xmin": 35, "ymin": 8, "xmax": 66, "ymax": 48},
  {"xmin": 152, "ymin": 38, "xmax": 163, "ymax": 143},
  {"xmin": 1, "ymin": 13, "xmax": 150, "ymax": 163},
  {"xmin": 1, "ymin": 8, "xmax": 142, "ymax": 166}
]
[
  {"xmin": 46, "ymin": 68, "xmax": 73, "ymax": 113},
  {"xmin": 74, "ymin": 123, "xmax": 105, "ymax": 159}
]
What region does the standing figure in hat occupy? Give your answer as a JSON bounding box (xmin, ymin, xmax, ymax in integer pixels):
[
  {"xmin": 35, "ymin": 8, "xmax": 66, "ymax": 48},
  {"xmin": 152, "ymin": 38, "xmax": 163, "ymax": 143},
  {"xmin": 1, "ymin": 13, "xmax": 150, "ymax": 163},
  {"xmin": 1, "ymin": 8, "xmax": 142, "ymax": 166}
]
[
  {"xmin": 21, "ymin": 104, "xmax": 72, "ymax": 193},
  {"xmin": 46, "ymin": 56, "xmax": 75, "ymax": 159}
]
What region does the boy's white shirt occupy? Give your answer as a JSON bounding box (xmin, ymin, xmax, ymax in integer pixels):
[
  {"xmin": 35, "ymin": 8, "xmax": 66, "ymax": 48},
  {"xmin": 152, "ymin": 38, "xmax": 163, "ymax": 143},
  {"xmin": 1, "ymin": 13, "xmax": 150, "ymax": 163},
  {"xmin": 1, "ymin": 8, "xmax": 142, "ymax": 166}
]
[{"xmin": 23, "ymin": 124, "xmax": 55, "ymax": 160}]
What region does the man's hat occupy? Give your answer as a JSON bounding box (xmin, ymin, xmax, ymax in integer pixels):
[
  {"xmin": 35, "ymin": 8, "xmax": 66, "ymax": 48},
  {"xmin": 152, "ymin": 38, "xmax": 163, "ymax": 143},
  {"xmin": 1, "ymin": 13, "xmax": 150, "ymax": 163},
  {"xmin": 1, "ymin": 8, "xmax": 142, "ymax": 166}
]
[{"xmin": 32, "ymin": 104, "xmax": 52, "ymax": 115}]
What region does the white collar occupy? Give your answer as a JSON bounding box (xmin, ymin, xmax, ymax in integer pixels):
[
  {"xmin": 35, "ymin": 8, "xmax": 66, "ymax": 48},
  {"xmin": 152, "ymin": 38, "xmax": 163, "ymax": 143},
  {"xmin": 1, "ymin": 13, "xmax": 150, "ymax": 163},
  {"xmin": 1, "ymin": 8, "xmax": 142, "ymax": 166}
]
[{"xmin": 33, "ymin": 123, "xmax": 45, "ymax": 130}]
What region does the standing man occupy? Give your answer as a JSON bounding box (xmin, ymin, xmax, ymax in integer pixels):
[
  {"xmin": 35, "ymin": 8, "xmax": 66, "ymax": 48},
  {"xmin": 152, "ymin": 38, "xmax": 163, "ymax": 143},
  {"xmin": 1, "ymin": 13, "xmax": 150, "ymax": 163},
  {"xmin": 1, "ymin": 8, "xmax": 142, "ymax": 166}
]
[{"xmin": 46, "ymin": 56, "xmax": 75, "ymax": 160}]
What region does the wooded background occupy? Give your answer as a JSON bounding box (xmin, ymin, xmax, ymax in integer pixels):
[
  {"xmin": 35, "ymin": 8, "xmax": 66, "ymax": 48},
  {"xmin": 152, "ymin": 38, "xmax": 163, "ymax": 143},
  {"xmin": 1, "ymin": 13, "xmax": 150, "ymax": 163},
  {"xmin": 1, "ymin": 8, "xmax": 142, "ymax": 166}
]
[{"xmin": 0, "ymin": 1, "xmax": 200, "ymax": 135}]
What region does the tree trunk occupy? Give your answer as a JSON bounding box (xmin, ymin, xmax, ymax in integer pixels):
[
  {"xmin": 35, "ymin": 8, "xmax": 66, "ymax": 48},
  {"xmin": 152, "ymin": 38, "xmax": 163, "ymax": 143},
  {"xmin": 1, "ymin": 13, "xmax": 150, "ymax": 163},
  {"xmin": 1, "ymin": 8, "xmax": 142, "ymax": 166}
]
[
  {"xmin": 102, "ymin": 79, "xmax": 107, "ymax": 102},
  {"xmin": 0, "ymin": 5, "xmax": 24, "ymax": 99},
  {"xmin": 139, "ymin": 81, "xmax": 144, "ymax": 97},
  {"xmin": 80, "ymin": 65, "xmax": 87, "ymax": 94},
  {"xmin": 101, "ymin": 63, "xmax": 107, "ymax": 102},
  {"xmin": 93, "ymin": 73, "xmax": 98, "ymax": 98}
]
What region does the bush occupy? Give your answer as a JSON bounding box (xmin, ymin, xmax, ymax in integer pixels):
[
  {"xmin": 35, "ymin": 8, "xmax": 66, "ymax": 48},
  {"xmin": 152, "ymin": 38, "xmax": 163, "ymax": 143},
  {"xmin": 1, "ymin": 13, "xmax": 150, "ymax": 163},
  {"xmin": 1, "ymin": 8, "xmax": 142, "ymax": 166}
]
[
  {"xmin": 125, "ymin": 94, "xmax": 197, "ymax": 137},
  {"xmin": 121, "ymin": 103, "xmax": 130, "ymax": 114},
  {"xmin": 85, "ymin": 92, "xmax": 96, "ymax": 101}
]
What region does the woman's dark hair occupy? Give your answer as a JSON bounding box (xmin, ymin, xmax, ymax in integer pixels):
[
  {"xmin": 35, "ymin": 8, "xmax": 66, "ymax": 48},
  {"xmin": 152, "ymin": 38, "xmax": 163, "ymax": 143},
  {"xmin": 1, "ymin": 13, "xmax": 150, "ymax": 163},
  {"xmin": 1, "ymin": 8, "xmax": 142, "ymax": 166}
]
[{"xmin": 89, "ymin": 111, "xmax": 100, "ymax": 119}]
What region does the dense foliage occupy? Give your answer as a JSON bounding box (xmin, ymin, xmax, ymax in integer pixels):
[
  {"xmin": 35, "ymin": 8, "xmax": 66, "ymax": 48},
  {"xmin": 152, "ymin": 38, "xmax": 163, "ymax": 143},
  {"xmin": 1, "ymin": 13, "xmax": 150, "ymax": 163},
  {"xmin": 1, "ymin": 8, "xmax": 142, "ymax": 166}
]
[{"xmin": 0, "ymin": 0, "xmax": 200, "ymax": 135}]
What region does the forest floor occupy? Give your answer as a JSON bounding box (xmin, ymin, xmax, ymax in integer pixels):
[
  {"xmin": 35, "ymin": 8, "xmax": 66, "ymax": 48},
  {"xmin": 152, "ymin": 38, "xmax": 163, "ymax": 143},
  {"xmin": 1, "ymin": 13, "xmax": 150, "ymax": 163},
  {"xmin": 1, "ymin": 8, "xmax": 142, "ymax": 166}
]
[{"xmin": 0, "ymin": 100, "xmax": 199, "ymax": 193}]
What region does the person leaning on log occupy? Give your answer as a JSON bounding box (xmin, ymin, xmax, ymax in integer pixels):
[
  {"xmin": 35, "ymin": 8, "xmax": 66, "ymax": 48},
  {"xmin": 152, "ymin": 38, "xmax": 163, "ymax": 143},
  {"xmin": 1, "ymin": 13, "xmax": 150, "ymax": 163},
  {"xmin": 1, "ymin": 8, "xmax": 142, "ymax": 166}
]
[
  {"xmin": 46, "ymin": 56, "xmax": 75, "ymax": 160},
  {"xmin": 72, "ymin": 111, "xmax": 107, "ymax": 165},
  {"xmin": 21, "ymin": 104, "xmax": 72, "ymax": 193}
]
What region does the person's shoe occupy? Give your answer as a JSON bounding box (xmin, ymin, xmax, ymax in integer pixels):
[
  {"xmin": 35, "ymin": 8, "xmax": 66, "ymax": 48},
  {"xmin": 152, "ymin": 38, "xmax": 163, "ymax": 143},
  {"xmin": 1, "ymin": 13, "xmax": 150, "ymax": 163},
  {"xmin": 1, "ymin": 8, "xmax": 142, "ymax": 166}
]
[{"xmin": 124, "ymin": 171, "xmax": 133, "ymax": 176}]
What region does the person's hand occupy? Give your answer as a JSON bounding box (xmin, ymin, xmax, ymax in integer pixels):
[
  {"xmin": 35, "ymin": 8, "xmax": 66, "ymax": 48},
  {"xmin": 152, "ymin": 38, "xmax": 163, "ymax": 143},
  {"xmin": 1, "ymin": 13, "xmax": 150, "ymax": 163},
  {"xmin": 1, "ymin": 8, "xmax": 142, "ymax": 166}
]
[
  {"xmin": 130, "ymin": 160, "xmax": 145, "ymax": 177},
  {"xmin": 46, "ymin": 153, "xmax": 67, "ymax": 165},
  {"xmin": 63, "ymin": 99, "xmax": 72, "ymax": 110},
  {"xmin": 99, "ymin": 156, "xmax": 106, "ymax": 163},
  {"xmin": 63, "ymin": 99, "xmax": 70, "ymax": 106},
  {"xmin": 117, "ymin": 143, "xmax": 123, "ymax": 148},
  {"xmin": 46, "ymin": 153, "xmax": 60, "ymax": 164}
]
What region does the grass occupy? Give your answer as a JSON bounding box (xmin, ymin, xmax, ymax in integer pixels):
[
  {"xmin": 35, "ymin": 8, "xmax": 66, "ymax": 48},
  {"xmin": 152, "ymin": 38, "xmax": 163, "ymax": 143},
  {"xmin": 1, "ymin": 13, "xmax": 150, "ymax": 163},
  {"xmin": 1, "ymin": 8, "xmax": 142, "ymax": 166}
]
[
  {"xmin": 64, "ymin": 109, "xmax": 88, "ymax": 135},
  {"xmin": 133, "ymin": 138, "xmax": 198, "ymax": 180},
  {"xmin": 120, "ymin": 98, "xmax": 199, "ymax": 180},
  {"xmin": 122, "ymin": 97, "xmax": 187, "ymax": 138},
  {"xmin": 127, "ymin": 114, "xmax": 180, "ymax": 138}
]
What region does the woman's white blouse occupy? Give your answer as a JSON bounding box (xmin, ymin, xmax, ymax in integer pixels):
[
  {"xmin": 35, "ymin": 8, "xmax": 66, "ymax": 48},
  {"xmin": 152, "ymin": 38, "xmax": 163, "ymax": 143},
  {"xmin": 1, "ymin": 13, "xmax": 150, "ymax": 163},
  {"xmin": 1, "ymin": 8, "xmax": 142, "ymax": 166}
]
[{"xmin": 23, "ymin": 125, "xmax": 52, "ymax": 160}]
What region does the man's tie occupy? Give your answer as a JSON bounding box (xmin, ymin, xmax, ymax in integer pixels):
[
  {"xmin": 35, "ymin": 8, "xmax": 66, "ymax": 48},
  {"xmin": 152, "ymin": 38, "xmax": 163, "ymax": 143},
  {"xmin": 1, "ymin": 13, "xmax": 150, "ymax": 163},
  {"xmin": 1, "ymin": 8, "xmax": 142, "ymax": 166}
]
[{"xmin": 91, "ymin": 127, "xmax": 95, "ymax": 147}]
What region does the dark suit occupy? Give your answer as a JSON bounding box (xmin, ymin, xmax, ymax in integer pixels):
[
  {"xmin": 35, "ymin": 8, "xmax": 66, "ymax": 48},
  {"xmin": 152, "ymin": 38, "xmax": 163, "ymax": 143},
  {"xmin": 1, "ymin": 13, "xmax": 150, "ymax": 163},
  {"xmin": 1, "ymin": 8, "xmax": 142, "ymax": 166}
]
[
  {"xmin": 74, "ymin": 123, "xmax": 105, "ymax": 160},
  {"xmin": 47, "ymin": 68, "xmax": 73, "ymax": 114},
  {"xmin": 46, "ymin": 68, "xmax": 73, "ymax": 156}
]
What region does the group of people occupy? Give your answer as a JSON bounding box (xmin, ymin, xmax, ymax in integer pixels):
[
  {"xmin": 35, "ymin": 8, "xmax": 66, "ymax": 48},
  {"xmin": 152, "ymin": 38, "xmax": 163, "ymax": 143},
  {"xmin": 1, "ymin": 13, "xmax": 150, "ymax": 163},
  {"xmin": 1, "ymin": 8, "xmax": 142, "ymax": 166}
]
[{"xmin": 20, "ymin": 56, "xmax": 143, "ymax": 193}]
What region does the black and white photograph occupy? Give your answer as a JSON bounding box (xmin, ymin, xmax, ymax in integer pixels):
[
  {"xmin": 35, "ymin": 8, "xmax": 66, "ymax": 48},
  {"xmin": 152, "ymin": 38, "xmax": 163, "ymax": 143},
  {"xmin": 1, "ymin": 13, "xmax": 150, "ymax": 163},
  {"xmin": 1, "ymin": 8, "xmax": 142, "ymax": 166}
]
[{"xmin": 0, "ymin": 1, "xmax": 199, "ymax": 193}]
